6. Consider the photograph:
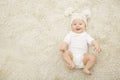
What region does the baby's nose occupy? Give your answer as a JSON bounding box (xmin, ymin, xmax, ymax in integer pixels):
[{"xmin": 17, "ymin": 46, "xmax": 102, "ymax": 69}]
[{"xmin": 76, "ymin": 24, "xmax": 80, "ymax": 27}]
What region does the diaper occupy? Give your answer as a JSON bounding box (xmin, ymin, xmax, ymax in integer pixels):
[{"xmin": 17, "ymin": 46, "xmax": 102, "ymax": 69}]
[{"xmin": 69, "ymin": 48, "xmax": 86, "ymax": 68}]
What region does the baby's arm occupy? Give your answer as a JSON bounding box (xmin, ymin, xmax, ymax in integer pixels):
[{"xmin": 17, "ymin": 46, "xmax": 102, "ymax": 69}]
[
  {"xmin": 60, "ymin": 42, "xmax": 68, "ymax": 53},
  {"xmin": 60, "ymin": 42, "xmax": 75, "ymax": 69},
  {"xmin": 91, "ymin": 40, "xmax": 101, "ymax": 53}
]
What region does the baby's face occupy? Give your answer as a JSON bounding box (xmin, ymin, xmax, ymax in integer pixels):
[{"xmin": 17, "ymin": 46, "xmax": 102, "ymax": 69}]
[{"xmin": 71, "ymin": 19, "xmax": 86, "ymax": 33}]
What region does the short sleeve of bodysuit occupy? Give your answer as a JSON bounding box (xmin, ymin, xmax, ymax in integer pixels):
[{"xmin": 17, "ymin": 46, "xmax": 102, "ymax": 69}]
[
  {"xmin": 63, "ymin": 33, "xmax": 71, "ymax": 44},
  {"xmin": 86, "ymin": 33, "xmax": 94, "ymax": 44}
]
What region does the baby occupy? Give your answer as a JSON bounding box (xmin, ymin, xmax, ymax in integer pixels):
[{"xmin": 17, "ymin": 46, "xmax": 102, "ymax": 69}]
[{"xmin": 60, "ymin": 9, "xmax": 101, "ymax": 75}]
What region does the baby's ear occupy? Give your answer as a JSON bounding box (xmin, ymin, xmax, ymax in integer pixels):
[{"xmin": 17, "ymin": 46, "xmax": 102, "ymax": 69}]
[
  {"xmin": 82, "ymin": 9, "xmax": 91, "ymax": 19},
  {"xmin": 64, "ymin": 7, "xmax": 74, "ymax": 17}
]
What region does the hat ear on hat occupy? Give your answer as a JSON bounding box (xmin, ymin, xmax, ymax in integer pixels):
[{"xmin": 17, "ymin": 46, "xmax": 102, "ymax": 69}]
[
  {"xmin": 81, "ymin": 9, "xmax": 91, "ymax": 19},
  {"xmin": 65, "ymin": 8, "xmax": 91, "ymax": 19}
]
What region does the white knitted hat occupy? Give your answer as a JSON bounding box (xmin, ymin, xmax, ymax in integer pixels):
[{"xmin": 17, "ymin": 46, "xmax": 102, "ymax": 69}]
[{"xmin": 65, "ymin": 7, "xmax": 91, "ymax": 26}]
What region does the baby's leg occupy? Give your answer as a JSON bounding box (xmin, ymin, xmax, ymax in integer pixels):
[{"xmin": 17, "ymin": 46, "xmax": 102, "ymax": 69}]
[
  {"xmin": 83, "ymin": 53, "xmax": 96, "ymax": 75},
  {"xmin": 61, "ymin": 50, "xmax": 75, "ymax": 69}
]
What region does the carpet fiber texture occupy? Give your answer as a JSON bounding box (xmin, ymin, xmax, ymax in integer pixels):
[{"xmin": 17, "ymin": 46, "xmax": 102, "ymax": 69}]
[{"xmin": 0, "ymin": 0, "xmax": 120, "ymax": 80}]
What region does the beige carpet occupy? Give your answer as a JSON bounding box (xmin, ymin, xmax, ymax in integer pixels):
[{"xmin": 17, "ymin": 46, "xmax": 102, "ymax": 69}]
[{"xmin": 0, "ymin": 0, "xmax": 120, "ymax": 80}]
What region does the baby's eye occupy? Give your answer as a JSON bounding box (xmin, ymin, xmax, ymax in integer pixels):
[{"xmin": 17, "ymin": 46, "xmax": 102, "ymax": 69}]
[{"xmin": 74, "ymin": 24, "xmax": 77, "ymax": 25}]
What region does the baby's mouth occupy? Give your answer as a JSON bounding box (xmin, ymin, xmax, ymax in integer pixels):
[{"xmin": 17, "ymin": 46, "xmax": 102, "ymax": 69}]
[{"xmin": 76, "ymin": 28, "xmax": 81, "ymax": 31}]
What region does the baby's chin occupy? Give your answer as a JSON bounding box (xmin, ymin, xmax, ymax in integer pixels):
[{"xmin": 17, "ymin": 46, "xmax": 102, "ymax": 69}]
[{"xmin": 74, "ymin": 30, "xmax": 85, "ymax": 33}]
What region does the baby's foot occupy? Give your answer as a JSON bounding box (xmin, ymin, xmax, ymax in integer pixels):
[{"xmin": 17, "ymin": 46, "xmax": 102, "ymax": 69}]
[
  {"xmin": 68, "ymin": 64, "xmax": 75, "ymax": 70},
  {"xmin": 83, "ymin": 68, "xmax": 92, "ymax": 75}
]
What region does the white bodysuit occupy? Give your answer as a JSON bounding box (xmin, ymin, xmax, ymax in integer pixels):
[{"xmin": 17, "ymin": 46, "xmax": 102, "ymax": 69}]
[{"xmin": 64, "ymin": 31, "xmax": 94, "ymax": 68}]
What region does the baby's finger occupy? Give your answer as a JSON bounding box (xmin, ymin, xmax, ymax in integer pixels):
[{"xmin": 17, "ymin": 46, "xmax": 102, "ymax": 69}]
[{"xmin": 98, "ymin": 48, "xmax": 101, "ymax": 53}]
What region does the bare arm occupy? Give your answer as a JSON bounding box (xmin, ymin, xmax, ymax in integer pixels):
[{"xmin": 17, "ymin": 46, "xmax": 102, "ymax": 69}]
[
  {"xmin": 91, "ymin": 40, "xmax": 101, "ymax": 53},
  {"xmin": 60, "ymin": 42, "xmax": 69, "ymax": 53}
]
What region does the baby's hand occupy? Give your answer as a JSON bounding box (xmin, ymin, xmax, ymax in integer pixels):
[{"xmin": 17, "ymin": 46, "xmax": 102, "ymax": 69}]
[
  {"xmin": 91, "ymin": 40, "xmax": 101, "ymax": 53},
  {"xmin": 94, "ymin": 45, "xmax": 101, "ymax": 53}
]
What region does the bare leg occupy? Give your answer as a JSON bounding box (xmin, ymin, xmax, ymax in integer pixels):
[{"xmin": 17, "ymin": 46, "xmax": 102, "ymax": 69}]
[
  {"xmin": 83, "ymin": 53, "xmax": 96, "ymax": 75},
  {"xmin": 61, "ymin": 50, "xmax": 75, "ymax": 69}
]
